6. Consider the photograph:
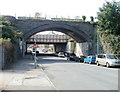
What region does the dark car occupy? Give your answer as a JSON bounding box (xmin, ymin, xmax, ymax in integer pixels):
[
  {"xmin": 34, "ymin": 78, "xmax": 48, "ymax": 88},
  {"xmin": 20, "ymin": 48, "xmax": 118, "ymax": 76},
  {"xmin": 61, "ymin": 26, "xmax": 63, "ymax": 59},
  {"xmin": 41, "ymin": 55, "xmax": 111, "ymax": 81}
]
[
  {"xmin": 67, "ymin": 53, "xmax": 80, "ymax": 62},
  {"xmin": 79, "ymin": 56, "xmax": 87, "ymax": 62}
]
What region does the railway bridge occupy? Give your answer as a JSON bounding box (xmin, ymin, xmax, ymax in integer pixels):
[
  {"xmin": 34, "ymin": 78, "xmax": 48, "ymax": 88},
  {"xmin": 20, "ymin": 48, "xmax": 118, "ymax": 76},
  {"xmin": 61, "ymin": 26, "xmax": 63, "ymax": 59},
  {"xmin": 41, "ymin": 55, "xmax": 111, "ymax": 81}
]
[{"xmin": 10, "ymin": 16, "xmax": 97, "ymax": 56}]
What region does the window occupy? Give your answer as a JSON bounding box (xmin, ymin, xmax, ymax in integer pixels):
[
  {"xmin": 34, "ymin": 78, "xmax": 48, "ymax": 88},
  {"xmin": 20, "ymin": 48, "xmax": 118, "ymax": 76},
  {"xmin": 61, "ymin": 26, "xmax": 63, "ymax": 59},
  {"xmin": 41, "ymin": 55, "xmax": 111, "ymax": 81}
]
[
  {"xmin": 102, "ymin": 55, "xmax": 106, "ymax": 58},
  {"xmin": 98, "ymin": 55, "xmax": 103, "ymax": 58},
  {"xmin": 92, "ymin": 57, "xmax": 96, "ymax": 59},
  {"xmin": 106, "ymin": 55, "xmax": 117, "ymax": 59}
]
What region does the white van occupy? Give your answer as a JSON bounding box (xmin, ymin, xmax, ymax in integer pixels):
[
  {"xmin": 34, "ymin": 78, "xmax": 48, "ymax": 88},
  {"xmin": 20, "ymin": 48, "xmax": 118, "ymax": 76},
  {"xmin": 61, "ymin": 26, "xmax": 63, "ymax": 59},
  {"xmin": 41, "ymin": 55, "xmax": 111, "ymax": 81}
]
[{"xmin": 96, "ymin": 54, "xmax": 120, "ymax": 68}]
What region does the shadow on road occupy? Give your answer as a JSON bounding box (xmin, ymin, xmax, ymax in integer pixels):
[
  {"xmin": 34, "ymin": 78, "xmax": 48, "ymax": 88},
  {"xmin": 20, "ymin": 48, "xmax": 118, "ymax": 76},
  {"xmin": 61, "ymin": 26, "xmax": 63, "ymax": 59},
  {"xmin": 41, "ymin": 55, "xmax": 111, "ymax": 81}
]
[{"xmin": 2, "ymin": 54, "xmax": 119, "ymax": 73}]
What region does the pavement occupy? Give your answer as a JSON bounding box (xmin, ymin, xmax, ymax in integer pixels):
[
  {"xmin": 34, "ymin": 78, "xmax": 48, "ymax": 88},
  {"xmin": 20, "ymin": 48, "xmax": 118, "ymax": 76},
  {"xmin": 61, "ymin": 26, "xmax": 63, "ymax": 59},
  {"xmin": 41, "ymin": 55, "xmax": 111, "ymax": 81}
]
[{"xmin": 0, "ymin": 55, "xmax": 56, "ymax": 90}]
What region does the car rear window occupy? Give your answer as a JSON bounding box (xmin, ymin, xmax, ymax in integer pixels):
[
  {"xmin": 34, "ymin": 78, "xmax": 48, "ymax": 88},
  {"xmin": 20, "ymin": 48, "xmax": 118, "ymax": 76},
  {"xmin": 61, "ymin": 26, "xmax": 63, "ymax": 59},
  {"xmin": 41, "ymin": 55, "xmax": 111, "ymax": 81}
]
[
  {"xmin": 92, "ymin": 57, "xmax": 96, "ymax": 59},
  {"xmin": 98, "ymin": 55, "xmax": 103, "ymax": 58},
  {"xmin": 81, "ymin": 56, "xmax": 86, "ymax": 58}
]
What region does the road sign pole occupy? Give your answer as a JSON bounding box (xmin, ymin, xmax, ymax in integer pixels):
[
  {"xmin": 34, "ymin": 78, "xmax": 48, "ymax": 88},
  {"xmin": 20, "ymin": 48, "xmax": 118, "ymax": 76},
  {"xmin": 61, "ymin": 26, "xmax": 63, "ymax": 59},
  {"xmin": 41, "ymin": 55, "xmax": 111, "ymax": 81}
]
[
  {"xmin": 33, "ymin": 39, "xmax": 39, "ymax": 68},
  {"xmin": 34, "ymin": 48, "xmax": 37, "ymax": 68}
]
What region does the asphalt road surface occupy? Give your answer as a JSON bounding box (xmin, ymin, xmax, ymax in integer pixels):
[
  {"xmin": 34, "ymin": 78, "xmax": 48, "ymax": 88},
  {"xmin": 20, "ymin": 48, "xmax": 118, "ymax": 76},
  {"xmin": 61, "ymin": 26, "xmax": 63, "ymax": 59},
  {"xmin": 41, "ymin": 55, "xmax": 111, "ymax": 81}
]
[{"xmin": 38, "ymin": 55, "xmax": 119, "ymax": 90}]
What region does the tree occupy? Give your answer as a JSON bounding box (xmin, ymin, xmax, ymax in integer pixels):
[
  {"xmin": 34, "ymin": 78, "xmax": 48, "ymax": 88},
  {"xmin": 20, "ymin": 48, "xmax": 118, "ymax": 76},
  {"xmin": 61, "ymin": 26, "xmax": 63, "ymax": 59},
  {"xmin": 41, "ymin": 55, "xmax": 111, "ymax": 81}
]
[
  {"xmin": 97, "ymin": 1, "xmax": 120, "ymax": 35},
  {"xmin": 34, "ymin": 12, "xmax": 41, "ymax": 18},
  {"xmin": 1, "ymin": 16, "xmax": 23, "ymax": 44},
  {"xmin": 90, "ymin": 16, "xmax": 94, "ymax": 22},
  {"xmin": 97, "ymin": 1, "xmax": 120, "ymax": 58},
  {"xmin": 82, "ymin": 16, "xmax": 86, "ymax": 22}
]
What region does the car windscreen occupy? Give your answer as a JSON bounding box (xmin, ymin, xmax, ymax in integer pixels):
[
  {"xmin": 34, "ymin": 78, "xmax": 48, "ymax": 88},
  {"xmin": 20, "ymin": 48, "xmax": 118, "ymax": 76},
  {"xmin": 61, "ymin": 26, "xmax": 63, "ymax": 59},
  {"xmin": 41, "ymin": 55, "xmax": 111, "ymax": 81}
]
[
  {"xmin": 92, "ymin": 57, "xmax": 96, "ymax": 59},
  {"xmin": 81, "ymin": 56, "xmax": 86, "ymax": 58},
  {"xmin": 106, "ymin": 55, "xmax": 117, "ymax": 59},
  {"xmin": 70, "ymin": 54, "xmax": 76, "ymax": 56},
  {"xmin": 59, "ymin": 52, "xmax": 64, "ymax": 55}
]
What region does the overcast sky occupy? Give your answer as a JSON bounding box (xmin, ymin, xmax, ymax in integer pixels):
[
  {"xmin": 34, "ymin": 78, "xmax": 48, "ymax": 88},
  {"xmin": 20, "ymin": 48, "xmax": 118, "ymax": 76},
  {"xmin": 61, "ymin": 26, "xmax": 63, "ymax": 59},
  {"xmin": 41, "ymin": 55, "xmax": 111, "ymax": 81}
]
[{"xmin": 0, "ymin": 0, "xmax": 119, "ymax": 20}]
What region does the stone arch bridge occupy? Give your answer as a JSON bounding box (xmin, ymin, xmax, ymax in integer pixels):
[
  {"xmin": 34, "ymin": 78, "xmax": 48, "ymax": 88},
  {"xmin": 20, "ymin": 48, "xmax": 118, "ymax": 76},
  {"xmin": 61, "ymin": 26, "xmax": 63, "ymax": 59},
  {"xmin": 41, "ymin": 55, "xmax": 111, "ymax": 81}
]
[{"xmin": 16, "ymin": 18, "xmax": 97, "ymax": 56}]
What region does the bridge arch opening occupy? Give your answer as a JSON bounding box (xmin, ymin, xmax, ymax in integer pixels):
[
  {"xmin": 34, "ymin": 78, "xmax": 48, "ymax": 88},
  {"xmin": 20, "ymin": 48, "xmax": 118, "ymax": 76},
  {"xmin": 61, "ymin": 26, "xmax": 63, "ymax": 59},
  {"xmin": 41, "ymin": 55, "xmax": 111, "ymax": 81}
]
[
  {"xmin": 26, "ymin": 30, "xmax": 77, "ymax": 55},
  {"xmin": 20, "ymin": 22, "xmax": 97, "ymax": 56}
]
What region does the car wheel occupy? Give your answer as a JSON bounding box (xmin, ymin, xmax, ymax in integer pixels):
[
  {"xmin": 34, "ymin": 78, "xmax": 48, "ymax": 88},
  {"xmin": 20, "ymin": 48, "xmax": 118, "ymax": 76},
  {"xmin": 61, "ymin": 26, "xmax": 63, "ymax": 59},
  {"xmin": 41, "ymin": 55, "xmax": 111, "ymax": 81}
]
[
  {"xmin": 106, "ymin": 63, "xmax": 110, "ymax": 68},
  {"xmin": 67, "ymin": 58, "xmax": 69, "ymax": 60},
  {"xmin": 68, "ymin": 58, "xmax": 70, "ymax": 61},
  {"xmin": 97, "ymin": 61, "xmax": 100, "ymax": 66}
]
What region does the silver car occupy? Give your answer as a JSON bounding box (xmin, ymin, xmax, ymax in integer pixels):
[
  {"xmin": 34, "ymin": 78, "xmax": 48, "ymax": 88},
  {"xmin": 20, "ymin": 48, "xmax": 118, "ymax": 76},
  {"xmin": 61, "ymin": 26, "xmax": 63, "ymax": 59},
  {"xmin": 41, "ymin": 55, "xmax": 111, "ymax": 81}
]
[{"xmin": 96, "ymin": 54, "xmax": 120, "ymax": 68}]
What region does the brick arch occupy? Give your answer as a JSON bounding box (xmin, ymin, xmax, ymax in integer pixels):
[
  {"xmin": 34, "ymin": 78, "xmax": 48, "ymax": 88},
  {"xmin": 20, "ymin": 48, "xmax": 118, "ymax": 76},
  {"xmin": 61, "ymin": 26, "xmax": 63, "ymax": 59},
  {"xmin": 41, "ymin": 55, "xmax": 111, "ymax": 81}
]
[{"xmin": 23, "ymin": 23, "xmax": 91, "ymax": 43}]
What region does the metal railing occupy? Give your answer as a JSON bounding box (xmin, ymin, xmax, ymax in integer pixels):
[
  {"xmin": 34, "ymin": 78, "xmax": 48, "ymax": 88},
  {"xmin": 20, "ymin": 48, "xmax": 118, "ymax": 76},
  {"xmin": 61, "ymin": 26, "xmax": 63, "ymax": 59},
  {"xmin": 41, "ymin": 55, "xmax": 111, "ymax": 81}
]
[{"xmin": 27, "ymin": 34, "xmax": 70, "ymax": 43}]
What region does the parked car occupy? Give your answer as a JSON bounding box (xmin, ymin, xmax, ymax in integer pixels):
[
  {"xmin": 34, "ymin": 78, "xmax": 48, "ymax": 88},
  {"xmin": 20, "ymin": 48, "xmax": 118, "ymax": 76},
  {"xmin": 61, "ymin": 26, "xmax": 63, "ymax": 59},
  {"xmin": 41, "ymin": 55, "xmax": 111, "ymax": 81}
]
[
  {"xmin": 84, "ymin": 55, "xmax": 96, "ymax": 64},
  {"xmin": 96, "ymin": 54, "xmax": 120, "ymax": 68},
  {"xmin": 67, "ymin": 53, "xmax": 80, "ymax": 62},
  {"xmin": 79, "ymin": 56, "xmax": 87, "ymax": 62},
  {"xmin": 58, "ymin": 52, "xmax": 65, "ymax": 57}
]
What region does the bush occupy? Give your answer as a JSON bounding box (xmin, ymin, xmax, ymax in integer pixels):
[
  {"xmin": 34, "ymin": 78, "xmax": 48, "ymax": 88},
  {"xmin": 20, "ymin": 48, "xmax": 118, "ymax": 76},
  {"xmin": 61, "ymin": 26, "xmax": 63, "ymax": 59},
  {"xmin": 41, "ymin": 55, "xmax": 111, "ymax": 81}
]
[
  {"xmin": 0, "ymin": 38, "xmax": 14, "ymax": 68},
  {"xmin": 99, "ymin": 32, "xmax": 120, "ymax": 59},
  {"xmin": 97, "ymin": 1, "xmax": 120, "ymax": 59}
]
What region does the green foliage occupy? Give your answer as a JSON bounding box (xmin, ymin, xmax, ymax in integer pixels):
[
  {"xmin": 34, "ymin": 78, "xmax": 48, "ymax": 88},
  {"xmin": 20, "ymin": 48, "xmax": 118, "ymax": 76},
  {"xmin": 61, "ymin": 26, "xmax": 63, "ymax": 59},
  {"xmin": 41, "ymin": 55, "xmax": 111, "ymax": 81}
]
[
  {"xmin": 0, "ymin": 38, "xmax": 11, "ymax": 43},
  {"xmin": 82, "ymin": 16, "xmax": 86, "ymax": 22},
  {"xmin": 97, "ymin": 1, "xmax": 120, "ymax": 58},
  {"xmin": 97, "ymin": 1, "xmax": 120, "ymax": 35},
  {"xmin": 0, "ymin": 38, "xmax": 14, "ymax": 65},
  {"xmin": 108, "ymin": 35, "xmax": 120, "ymax": 58},
  {"xmin": 100, "ymin": 32, "xmax": 120, "ymax": 58},
  {"xmin": 1, "ymin": 16, "xmax": 23, "ymax": 44},
  {"xmin": 90, "ymin": 16, "xmax": 94, "ymax": 22}
]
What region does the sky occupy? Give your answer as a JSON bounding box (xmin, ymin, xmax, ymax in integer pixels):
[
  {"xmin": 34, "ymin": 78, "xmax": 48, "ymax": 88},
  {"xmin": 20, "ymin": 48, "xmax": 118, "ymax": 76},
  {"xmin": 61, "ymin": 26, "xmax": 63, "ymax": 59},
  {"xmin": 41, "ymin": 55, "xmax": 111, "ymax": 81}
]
[
  {"xmin": 37, "ymin": 31, "xmax": 64, "ymax": 35},
  {"xmin": 0, "ymin": 0, "xmax": 119, "ymax": 21}
]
